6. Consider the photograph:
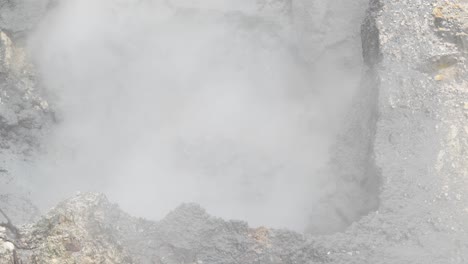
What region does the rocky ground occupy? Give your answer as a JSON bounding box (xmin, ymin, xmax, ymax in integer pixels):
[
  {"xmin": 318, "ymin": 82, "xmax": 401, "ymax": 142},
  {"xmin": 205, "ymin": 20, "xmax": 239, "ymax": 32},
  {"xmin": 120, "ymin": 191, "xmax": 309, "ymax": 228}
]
[
  {"xmin": 0, "ymin": 0, "xmax": 53, "ymax": 227},
  {"xmin": 0, "ymin": 0, "xmax": 467, "ymax": 263}
]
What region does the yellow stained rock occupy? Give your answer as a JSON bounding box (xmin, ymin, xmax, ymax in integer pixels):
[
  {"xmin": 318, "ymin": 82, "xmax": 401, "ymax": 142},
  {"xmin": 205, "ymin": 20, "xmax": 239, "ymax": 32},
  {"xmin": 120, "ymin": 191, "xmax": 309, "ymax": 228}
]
[
  {"xmin": 433, "ymin": 6, "xmax": 444, "ymax": 18},
  {"xmin": 434, "ymin": 74, "xmax": 445, "ymax": 81}
]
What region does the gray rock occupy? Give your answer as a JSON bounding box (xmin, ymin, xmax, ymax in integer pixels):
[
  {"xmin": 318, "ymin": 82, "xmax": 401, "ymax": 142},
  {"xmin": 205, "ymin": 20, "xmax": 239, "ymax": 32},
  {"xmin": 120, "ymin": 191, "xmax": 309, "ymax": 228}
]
[
  {"xmin": 0, "ymin": 0, "xmax": 49, "ymax": 35},
  {"xmin": 0, "ymin": 2, "xmax": 52, "ymax": 241},
  {"xmin": 0, "ymin": 104, "xmax": 17, "ymax": 126},
  {"xmin": 2, "ymin": 193, "xmax": 329, "ymax": 264},
  {"xmin": 315, "ymin": 0, "xmax": 468, "ymax": 263}
]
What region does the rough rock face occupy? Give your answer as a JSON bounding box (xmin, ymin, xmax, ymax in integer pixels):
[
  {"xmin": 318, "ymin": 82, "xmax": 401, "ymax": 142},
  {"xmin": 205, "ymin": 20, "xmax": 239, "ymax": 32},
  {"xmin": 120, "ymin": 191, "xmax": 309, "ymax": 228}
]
[
  {"xmin": 1, "ymin": 0, "xmax": 467, "ymax": 263},
  {"xmin": 313, "ymin": 0, "xmax": 468, "ymax": 262},
  {"xmin": 360, "ymin": 0, "xmax": 467, "ymax": 262},
  {"xmin": 1, "ymin": 194, "xmax": 135, "ymax": 264},
  {"xmin": 0, "ymin": 25, "xmax": 51, "ymax": 226},
  {"xmin": 1, "ymin": 193, "xmax": 329, "ymax": 264},
  {"xmin": 0, "ymin": 2, "xmax": 54, "ymax": 250}
]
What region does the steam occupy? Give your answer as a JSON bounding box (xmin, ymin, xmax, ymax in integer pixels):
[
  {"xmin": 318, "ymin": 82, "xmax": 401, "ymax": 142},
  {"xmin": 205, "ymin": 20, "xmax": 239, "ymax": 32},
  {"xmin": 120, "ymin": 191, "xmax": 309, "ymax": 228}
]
[{"xmin": 27, "ymin": 0, "xmax": 366, "ymax": 232}]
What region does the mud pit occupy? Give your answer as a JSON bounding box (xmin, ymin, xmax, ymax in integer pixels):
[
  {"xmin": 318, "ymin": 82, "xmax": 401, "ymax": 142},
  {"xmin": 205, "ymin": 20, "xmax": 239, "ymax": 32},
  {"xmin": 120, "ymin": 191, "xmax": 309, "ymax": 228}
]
[
  {"xmin": 1, "ymin": 0, "xmax": 468, "ymax": 263},
  {"xmin": 15, "ymin": 0, "xmax": 381, "ymax": 235}
]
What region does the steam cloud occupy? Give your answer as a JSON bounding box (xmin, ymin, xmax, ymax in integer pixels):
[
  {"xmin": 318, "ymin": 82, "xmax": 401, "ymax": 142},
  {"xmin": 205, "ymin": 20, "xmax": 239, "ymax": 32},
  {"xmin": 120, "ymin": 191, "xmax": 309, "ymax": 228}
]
[{"xmin": 26, "ymin": 0, "xmax": 366, "ymax": 232}]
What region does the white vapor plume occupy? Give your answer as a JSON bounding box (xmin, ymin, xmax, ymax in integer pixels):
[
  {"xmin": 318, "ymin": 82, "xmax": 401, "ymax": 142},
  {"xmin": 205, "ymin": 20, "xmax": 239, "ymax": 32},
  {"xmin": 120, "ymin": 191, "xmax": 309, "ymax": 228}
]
[{"xmin": 27, "ymin": 0, "xmax": 367, "ymax": 232}]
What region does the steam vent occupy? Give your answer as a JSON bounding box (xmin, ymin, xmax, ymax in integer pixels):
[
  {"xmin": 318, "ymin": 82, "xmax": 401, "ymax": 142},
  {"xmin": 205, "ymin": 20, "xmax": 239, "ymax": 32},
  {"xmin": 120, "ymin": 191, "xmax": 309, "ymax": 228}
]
[{"xmin": 1, "ymin": 0, "xmax": 467, "ymax": 263}]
